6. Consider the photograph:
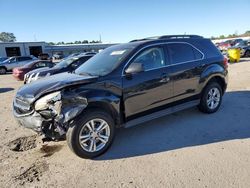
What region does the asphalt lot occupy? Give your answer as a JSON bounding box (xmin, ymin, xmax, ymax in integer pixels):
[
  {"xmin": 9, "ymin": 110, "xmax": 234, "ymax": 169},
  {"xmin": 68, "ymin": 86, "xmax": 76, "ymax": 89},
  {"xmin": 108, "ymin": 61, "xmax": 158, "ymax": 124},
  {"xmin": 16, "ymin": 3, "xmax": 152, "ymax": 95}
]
[{"xmin": 0, "ymin": 58, "xmax": 250, "ymax": 187}]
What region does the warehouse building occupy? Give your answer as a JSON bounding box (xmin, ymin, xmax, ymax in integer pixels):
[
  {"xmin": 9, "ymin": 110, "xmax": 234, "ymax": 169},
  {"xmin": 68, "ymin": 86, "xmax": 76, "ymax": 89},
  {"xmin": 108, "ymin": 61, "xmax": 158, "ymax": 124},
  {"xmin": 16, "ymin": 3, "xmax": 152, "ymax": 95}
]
[{"xmin": 0, "ymin": 42, "xmax": 116, "ymax": 57}]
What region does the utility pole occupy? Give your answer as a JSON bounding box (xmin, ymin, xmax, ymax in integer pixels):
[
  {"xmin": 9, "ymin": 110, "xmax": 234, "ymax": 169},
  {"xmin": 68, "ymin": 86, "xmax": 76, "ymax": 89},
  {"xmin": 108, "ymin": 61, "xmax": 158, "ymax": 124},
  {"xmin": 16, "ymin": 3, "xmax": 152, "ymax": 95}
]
[{"xmin": 99, "ymin": 34, "xmax": 102, "ymax": 43}]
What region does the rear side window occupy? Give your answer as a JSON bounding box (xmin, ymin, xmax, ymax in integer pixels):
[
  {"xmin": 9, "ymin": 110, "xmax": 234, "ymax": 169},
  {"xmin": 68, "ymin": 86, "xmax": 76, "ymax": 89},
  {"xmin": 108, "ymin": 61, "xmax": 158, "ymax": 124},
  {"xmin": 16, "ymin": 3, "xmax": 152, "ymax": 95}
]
[
  {"xmin": 18, "ymin": 57, "xmax": 31, "ymax": 61},
  {"xmin": 167, "ymin": 43, "xmax": 203, "ymax": 64},
  {"xmin": 34, "ymin": 61, "xmax": 49, "ymax": 68},
  {"xmin": 70, "ymin": 56, "xmax": 91, "ymax": 69}
]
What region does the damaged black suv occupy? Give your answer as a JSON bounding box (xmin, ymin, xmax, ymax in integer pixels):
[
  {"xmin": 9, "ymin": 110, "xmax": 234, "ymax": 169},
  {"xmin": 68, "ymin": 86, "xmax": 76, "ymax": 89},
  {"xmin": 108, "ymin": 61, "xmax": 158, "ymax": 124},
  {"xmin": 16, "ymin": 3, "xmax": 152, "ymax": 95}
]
[{"xmin": 13, "ymin": 35, "xmax": 228, "ymax": 158}]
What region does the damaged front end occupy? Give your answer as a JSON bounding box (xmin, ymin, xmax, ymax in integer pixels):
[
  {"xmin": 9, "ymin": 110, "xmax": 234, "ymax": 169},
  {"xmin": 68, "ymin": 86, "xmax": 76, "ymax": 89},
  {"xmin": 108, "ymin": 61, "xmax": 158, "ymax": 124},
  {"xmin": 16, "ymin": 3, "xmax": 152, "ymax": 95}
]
[{"xmin": 13, "ymin": 90, "xmax": 88, "ymax": 140}]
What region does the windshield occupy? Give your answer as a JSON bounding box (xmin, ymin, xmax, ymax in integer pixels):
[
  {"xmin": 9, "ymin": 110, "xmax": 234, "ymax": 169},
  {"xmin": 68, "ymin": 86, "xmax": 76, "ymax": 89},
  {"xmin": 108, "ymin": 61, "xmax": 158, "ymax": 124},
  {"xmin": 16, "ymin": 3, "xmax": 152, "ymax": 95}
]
[
  {"xmin": 54, "ymin": 57, "xmax": 78, "ymax": 68},
  {"xmin": 2, "ymin": 57, "xmax": 13, "ymax": 63},
  {"xmin": 75, "ymin": 45, "xmax": 133, "ymax": 76}
]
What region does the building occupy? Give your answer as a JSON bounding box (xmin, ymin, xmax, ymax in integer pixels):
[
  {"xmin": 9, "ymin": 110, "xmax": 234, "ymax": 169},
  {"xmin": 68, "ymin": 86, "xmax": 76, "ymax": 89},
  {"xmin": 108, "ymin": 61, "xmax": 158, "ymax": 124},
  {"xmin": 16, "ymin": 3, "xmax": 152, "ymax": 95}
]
[
  {"xmin": 0, "ymin": 42, "xmax": 117, "ymax": 57},
  {"xmin": 44, "ymin": 43, "xmax": 116, "ymax": 57},
  {"xmin": 0, "ymin": 42, "xmax": 47, "ymax": 57}
]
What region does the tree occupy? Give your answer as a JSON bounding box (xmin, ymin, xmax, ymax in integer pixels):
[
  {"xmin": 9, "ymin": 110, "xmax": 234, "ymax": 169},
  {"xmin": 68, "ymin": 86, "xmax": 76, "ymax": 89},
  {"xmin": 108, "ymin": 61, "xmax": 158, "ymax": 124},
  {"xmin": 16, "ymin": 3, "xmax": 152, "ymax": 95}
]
[
  {"xmin": 244, "ymin": 31, "xmax": 250, "ymax": 35},
  {"xmin": 0, "ymin": 32, "xmax": 16, "ymax": 42},
  {"xmin": 82, "ymin": 40, "xmax": 89, "ymax": 44},
  {"xmin": 219, "ymin": 35, "xmax": 225, "ymax": 39}
]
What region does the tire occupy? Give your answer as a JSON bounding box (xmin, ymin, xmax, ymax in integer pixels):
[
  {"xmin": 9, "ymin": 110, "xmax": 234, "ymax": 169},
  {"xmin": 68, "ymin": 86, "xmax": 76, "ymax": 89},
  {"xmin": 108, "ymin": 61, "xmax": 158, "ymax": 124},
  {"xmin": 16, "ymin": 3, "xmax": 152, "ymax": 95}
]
[
  {"xmin": 245, "ymin": 50, "xmax": 250, "ymax": 57},
  {"xmin": 0, "ymin": 67, "xmax": 7, "ymax": 74},
  {"xmin": 66, "ymin": 109, "xmax": 115, "ymax": 159},
  {"xmin": 198, "ymin": 82, "xmax": 222, "ymax": 114}
]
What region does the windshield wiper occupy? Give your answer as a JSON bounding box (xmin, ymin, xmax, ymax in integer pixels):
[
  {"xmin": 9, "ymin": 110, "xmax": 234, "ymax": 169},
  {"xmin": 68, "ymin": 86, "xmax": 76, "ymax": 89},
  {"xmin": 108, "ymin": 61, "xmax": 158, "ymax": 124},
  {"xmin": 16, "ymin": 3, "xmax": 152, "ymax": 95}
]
[{"xmin": 78, "ymin": 72, "xmax": 97, "ymax": 77}]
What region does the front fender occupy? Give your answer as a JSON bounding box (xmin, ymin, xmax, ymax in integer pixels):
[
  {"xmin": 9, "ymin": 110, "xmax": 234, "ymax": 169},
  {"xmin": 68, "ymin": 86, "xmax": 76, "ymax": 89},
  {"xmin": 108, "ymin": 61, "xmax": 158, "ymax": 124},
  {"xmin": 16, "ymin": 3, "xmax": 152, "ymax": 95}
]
[
  {"xmin": 198, "ymin": 64, "xmax": 228, "ymax": 93},
  {"xmin": 57, "ymin": 88, "xmax": 121, "ymax": 125}
]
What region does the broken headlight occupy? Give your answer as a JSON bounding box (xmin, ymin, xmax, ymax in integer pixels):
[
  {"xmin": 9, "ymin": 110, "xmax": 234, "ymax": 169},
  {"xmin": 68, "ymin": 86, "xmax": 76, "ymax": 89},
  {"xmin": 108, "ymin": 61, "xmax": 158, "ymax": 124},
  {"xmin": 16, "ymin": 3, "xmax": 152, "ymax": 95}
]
[{"xmin": 34, "ymin": 91, "xmax": 61, "ymax": 111}]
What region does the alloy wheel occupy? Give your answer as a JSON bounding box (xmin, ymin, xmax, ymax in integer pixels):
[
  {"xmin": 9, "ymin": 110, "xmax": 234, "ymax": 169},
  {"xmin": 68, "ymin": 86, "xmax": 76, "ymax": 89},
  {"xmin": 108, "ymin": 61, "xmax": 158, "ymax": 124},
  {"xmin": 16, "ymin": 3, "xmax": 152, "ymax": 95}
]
[
  {"xmin": 78, "ymin": 118, "xmax": 110, "ymax": 152},
  {"xmin": 206, "ymin": 87, "xmax": 221, "ymax": 110}
]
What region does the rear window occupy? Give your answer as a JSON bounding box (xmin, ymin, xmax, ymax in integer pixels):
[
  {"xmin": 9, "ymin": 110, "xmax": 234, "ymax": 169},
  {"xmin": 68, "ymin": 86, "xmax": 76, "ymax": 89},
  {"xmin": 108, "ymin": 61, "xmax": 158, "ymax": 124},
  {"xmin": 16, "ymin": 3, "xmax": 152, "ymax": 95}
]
[
  {"xmin": 167, "ymin": 43, "xmax": 203, "ymax": 64},
  {"xmin": 194, "ymin": 39, "xmax": 222, "ymax": 58}
]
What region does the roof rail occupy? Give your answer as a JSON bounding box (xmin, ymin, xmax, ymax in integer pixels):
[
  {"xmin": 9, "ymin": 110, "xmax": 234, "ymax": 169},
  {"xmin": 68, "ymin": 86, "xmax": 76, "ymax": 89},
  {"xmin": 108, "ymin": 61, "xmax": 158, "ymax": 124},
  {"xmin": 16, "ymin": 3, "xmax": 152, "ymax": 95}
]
[
  {"xmin": 159, "ymin": 35, "xmax": 203, "ymax": 39},
  {"xmin": 129, "ymin": 35, "xmax": 203, "ymax": 43},
  {"xmin": 129, "ymin": 36, "xmax": 159, "ymax": 43}
]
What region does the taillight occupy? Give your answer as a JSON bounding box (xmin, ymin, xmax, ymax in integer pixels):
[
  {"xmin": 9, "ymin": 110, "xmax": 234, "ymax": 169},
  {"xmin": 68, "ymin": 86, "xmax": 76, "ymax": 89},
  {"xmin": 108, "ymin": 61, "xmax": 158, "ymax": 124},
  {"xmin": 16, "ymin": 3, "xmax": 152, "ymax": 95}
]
[{"xmin": 223, "ymin": 57, "xmax": 228, "ymax": 69}]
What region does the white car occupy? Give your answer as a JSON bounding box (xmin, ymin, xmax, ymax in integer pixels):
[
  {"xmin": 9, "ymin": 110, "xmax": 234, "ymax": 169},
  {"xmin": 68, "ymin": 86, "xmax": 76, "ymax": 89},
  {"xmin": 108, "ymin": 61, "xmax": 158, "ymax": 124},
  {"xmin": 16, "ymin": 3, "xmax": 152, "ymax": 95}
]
[{"xmin": 0, "ymin": 56, "xmax": 37, "ymax": 74}]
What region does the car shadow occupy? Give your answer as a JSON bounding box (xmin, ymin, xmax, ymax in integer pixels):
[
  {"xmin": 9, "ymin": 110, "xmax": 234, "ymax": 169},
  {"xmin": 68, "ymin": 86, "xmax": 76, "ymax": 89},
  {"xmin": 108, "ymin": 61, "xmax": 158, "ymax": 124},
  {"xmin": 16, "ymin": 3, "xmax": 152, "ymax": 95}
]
[
  {"xmin": 0, "ymin": 87, "xmax": 14, "ymax": 93},
  {"xmin": 96, "ymin": 90, "xmax": 250, "ymax": 160}
]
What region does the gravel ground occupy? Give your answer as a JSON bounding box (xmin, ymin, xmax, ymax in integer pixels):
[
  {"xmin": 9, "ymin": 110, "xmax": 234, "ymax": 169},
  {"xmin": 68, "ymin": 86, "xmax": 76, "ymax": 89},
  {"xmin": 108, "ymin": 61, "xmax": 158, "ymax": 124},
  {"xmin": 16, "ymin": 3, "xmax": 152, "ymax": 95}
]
[{"xmin": 0, "ymin": 58, "xmax": 250, "ymax": 188}]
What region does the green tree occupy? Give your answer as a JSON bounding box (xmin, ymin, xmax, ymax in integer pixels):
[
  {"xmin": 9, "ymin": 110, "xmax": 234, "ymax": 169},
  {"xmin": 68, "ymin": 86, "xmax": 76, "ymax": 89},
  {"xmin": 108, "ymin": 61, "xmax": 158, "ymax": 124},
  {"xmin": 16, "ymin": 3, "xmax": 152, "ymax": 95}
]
[
  {"xmin": 82, "ymin": 40, "xmax": 89, "ymax": 44},
  {"xmin": 0, "ymin": 32, "xmax": 16, "ymax": 42},
  {"xmin": 219, "ymin": 35, "xmax": 225, "ymax": 39},
  {"xmin": 244, "ymin": 30, "xmax": 250, "ymax": 35}
]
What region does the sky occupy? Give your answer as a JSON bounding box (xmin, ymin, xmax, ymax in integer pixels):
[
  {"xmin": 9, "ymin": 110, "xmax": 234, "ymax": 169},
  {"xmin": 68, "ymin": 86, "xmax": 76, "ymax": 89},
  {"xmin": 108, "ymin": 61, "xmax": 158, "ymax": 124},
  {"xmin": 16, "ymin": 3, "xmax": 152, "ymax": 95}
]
[{"xmin": 0, "ymin": 0, "xmax": 249, "ymax": 43}]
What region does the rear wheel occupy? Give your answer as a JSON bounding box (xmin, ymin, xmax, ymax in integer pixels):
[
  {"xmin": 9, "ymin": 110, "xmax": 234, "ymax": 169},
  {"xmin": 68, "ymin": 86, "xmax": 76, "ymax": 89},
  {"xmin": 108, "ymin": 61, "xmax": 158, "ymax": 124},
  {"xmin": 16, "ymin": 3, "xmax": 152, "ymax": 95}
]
[
  {"xmin": 0, "ymin": 67, "xmax": 6, "ymax": 74},
  {"xmin": 66, "ymin": 110, "xmax": 115, "ymax": 159},
  {"xmin": 198, "ymin": 82, "xmax": 222, "ymax": 113}
]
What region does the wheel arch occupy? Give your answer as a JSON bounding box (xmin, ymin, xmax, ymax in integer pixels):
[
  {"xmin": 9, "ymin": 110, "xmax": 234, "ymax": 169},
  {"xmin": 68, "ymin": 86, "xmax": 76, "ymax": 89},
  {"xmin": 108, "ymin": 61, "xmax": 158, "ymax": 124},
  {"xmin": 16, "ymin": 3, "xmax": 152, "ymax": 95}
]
[
  {"xmin": 0, "ymin": 66, "xmax": 7, "ymax": 71},
  {"xmin": 199, "ymin": 64, "xmax": 228, "ymax": 95},
  {"xmin": 86, "ymin": 100, "xmax": 121, "ymax": 126}
]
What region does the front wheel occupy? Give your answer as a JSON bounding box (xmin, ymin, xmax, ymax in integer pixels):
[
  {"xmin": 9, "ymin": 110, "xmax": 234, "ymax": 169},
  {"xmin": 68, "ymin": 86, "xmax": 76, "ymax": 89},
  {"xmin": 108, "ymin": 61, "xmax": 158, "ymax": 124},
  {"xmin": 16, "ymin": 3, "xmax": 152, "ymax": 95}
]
[
  {"xmin": 0, "ymin": 67, "xmax": 6, "ymax": 74},
  {"xmin": 66, "ymin": 110, "xmax": 115, "ymax": 159},
  {"xmin": 198, "ymin": 82, "xmax": 223, "ymax": 114}
]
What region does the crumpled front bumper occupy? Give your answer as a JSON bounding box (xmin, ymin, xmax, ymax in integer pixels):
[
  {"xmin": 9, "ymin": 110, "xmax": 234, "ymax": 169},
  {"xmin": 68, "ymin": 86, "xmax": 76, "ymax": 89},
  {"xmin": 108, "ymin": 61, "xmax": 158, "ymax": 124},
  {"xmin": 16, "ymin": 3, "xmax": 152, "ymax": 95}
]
[{"xmin": 13, "ymin": 109, "xmax": 45, "ymax": 132}]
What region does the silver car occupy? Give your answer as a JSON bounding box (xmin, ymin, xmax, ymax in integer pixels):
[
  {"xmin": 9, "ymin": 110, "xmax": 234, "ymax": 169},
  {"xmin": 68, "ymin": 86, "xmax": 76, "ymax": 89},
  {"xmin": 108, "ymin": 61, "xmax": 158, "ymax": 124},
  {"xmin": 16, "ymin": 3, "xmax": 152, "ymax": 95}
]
[{"xmin": 0, "ymin": 56, "xmax": 37, "ymax": 74}]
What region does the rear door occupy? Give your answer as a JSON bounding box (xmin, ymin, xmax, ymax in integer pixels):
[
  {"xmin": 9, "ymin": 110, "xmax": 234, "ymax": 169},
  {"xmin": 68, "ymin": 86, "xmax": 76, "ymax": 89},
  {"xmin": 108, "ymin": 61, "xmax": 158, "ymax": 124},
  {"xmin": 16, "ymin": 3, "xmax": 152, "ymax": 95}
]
[
  {"xmin": 122, "ymin": 45, "xmax": 173, "ymax": 119},
  {"xmin": 166, "ymin": 43, "xmax": 204, "ymax": 101},
  {"xmin": 17, "ymin": 57, "xmax": 32, "ymax": 66}
]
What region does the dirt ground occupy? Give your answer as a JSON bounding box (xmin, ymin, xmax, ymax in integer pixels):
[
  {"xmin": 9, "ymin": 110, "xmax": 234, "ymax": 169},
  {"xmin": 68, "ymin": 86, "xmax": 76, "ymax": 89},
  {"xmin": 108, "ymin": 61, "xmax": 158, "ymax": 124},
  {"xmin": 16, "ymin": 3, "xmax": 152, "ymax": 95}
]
[{"xmin": 0, "ymin": 59, "xmax": 250, "ymax": 188}]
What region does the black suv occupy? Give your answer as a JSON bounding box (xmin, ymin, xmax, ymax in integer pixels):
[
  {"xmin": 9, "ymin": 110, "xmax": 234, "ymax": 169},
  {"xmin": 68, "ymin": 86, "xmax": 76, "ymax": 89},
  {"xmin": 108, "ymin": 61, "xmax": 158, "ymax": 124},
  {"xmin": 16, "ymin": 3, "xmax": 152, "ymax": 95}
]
[{"xmin": 13, "ymin": 35, "xmax": 228, "ymax": 158}]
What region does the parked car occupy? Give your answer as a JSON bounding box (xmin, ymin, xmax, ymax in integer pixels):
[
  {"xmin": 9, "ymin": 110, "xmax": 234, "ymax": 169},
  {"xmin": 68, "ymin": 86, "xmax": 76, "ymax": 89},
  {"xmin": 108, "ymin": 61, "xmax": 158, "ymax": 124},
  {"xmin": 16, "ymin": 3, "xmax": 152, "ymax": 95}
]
[
  {"xmin": 24, "ymin": 54, "xmax": 95, "ymax": 84},
  {"xmin": 13, "ymin": 35, "xmax": 228, "ymax": 159},
  {"xmin": 0, "ymin": 57, "xmax": 8, "ymax": 62},
  {"xmin": 12, "ymin": 60, "xmax": 55, "ymax": 81},
  {"xmin": 0, "ymin": 56, "xmax": 37, "ymax": 74},
  {"xmin": 217, "ymin": 38, "xmax": 243, "ymax": 52},
  {"xmin": 233, "ymin": 40, "xmax": 250, "ymax": 57},
  {"xmin": 38, "ymin": 53, "xmax": 50, "ymax": 60},
  {"xmin": 52, "ymin": 53, "xmax": 64, "ymax": 60}
]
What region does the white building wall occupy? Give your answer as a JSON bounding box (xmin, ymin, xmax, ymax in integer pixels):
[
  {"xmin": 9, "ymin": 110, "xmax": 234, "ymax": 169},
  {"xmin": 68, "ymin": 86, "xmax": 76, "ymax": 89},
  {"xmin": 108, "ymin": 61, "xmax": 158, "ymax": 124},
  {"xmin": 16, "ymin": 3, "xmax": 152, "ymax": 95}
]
[{"xmin": 0, "ymin": 42, "xmax": 46, "ymax": 57}]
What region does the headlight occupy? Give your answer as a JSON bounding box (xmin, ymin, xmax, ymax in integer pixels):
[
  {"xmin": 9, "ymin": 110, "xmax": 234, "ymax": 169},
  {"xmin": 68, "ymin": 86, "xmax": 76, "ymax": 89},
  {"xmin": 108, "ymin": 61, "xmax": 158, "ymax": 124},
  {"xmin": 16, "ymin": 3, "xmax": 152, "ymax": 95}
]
[{"xmin": 35, "ymin": 91, "xmax": 61, "ymax": 111}]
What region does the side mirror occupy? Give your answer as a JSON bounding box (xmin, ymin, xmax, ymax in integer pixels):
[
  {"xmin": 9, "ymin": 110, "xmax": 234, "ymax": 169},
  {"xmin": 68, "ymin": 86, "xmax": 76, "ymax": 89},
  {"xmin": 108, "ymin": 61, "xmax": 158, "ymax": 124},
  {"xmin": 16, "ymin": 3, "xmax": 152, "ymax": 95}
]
[{"xmin": 125, "ymin": 63, "xmax": 144, "ymax": 75}]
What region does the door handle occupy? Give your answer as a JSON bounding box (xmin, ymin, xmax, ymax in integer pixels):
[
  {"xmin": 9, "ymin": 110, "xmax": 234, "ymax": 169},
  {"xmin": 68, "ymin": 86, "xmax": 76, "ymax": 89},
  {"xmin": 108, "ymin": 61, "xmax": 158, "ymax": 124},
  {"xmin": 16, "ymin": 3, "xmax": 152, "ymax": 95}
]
[{"xmin": 160, "ymin": 73, "xmax": 170, "ymax": 83}]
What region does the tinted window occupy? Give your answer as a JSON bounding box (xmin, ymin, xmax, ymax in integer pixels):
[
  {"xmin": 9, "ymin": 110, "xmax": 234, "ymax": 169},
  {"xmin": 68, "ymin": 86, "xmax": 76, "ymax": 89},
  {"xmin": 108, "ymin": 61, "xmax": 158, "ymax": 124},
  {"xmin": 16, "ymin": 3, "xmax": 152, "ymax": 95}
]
[
  {"xmin": 70, "ymin": 57, "xmax": 90, "ymax": 69},
  {"xmin": 131, "ymin": 47, "xmax": 165, "ymax": 71},
  {"xmin": 18, "ymin": 57, "xmax": 31, "ymax": 61},
  {"xmin": 167, "ymin": 43, "xmax": 202, "ymax": 64},
  {"xmin": 34, "ymin": 61, "xmax": 49, "ymax": 68}
]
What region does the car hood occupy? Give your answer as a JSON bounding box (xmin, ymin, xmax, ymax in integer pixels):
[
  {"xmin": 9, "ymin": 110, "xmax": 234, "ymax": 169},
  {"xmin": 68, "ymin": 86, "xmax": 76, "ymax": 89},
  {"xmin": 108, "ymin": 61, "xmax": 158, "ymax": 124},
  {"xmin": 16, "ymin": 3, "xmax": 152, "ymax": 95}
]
[
  {"xmin": 0, "ymin": 61, "xmax": 7, "ymax": 65},
  {"xmin": 16, "ymin": 72, "xmax": 98, "ymax": 104},
  {"xmin": 26, "ymin": 67, "xmax": 61, "ymax": 76}
]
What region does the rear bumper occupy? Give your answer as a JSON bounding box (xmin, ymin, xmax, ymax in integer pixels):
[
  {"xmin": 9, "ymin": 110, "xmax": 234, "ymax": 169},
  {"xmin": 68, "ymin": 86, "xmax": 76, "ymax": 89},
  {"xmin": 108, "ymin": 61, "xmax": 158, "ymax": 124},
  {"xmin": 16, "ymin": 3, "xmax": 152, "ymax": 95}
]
[{"xmin": 12, "ymin": 73, "xmax": 24, "ymax": 81}]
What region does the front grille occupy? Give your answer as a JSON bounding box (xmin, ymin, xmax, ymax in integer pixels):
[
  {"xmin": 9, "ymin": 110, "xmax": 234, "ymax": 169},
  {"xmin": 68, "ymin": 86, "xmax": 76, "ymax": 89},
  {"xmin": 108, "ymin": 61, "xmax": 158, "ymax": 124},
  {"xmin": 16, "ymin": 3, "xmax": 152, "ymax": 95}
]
[{"xmin": 13, "ymin": 96, "xmax": 33, "ymax": 114}]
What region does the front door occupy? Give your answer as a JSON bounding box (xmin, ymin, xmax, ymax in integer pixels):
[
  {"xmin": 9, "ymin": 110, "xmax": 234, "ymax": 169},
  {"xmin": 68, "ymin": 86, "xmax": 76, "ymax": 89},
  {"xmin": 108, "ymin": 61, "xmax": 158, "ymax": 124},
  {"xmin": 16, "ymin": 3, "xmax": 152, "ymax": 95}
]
[{"xmin": 122, "ymin": 46, "xmax": 173, "ymax": 120}]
